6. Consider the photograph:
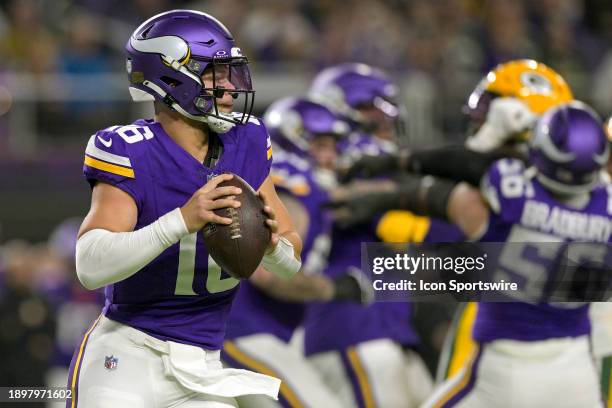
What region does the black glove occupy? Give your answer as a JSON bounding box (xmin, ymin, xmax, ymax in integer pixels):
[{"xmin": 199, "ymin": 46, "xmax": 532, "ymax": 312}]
[
  {"xmin": 339, "ymin": 153, "xmax": 404, "ymax": 183},
  {"xmin": 332, "ymin": 267, "xmax": 374, "ymax": 304},
  {"xmin": 326, "ymin": 176, "xmax": 423, "ymax": 229},
  {"xmin": 325, "ymin": 190, "xmax": 399, "ymax": 229}
]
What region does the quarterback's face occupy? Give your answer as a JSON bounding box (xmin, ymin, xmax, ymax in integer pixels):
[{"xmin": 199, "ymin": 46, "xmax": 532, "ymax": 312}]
[{"xmin": 202, "ymin": 65, "xmax": 236, "ymax": 113}]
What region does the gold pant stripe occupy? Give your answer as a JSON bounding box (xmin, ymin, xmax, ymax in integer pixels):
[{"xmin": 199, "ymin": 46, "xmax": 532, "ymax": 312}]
[
  {"xmin": 223, "ymin": 341, "xmax": 304, "ymax": 408},
  {"xmin": 346, "ymin": 346, "xmax": 376, "ymax": 408}
]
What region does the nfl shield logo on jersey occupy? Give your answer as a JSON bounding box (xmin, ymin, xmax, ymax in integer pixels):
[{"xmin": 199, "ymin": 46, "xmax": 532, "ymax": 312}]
[{"xmin": 104, "ymin": 355, "xmax": 118, "ymax": 371}]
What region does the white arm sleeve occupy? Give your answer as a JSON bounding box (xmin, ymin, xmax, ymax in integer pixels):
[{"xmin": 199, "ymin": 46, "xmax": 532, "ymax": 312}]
[
  {"xmin": 261, "ymin": 236, "xmax": 302, "ymax": 279},
  {"xmin": 75, "ymin": 208, "xmax": 189, "ymax": 290}
]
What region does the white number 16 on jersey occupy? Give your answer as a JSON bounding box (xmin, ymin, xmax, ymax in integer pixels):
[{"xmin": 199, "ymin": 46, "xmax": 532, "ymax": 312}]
[{"xmin": 174, "ymin": 232, "xmax": 239, "ymax": 295}]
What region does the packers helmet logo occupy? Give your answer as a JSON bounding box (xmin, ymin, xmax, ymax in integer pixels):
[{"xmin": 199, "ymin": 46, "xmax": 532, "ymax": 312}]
[{"xmin": 519, "ymin": 72, "xmax": 552, "ymax": 96}]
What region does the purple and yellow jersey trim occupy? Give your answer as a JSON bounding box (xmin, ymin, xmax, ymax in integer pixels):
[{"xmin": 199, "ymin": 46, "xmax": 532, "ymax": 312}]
[
  {"xmin": 270, "ymin": 172, "xmax": 311, "ymax": 197},
  {"xmin": 84, "ymin": 135, "xmax": 134, "ymax": 179},
  {"xmin": 267, "ymin": 133, "xmax": 273, "ymax": 160}
]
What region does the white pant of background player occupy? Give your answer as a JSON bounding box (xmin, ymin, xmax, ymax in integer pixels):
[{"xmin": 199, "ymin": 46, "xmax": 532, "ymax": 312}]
[
  {"xmin": 421, "ymin": 336, "xmax": 602, "ymax": 408},
  {"xmin": 222, "ymin": 333, "xmax": 344, "ymax": 408},
  {"xmin": 591, "ymin": 302, "xmax": 612, "ymax": 406},
  {"xmin": 69, "ymin": 316, "xmax": 279, "ymax": 408},
  {"xmin": 308, "ymin": 338, "xmax": 433, "ymax": 408}
]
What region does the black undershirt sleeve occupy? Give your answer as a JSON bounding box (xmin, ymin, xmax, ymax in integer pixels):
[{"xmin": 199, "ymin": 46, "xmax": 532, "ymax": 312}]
[{"xmin": 406, "ymin": 144, "xmax": 513, "ymax": 186}]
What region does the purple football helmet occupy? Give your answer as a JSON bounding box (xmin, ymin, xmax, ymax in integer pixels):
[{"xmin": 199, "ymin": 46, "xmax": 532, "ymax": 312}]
[
  {"xmin": 125, "ymin": 10, "xmax": 254, "ymax": 133},
  {"xmin": 264, "ymin": 97, "xmax": 350, "ymax": 157},
  {"xmin": 530, "ymin": 102, "xmax": 609, "ymax": 195},
  {"xmin": 309, "ymin": 63, "xmax": 405, "ymax": 140}
]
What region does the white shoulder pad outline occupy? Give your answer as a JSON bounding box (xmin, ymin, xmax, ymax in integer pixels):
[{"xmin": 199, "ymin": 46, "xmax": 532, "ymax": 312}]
[
  {"xmin": 86, "ymin": 134, "xmax": 132, "ymax": 168},
  {"xmin": 480, "ymin": 173, "xmax": 501, "ymax": 214}
]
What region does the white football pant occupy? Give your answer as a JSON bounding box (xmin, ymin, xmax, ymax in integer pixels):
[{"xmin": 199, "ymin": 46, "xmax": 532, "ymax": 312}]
[
  {"xmin": 68, "ymin": 316, "xmax": 279, "ymax": 408},
  {"xmin": 308, "ymin": 338, "xmax": 433, "ymax": 408},
  {"xmin": 222, "ymin": 333, "xmax": 343, "ymax": 408},
  {"xmin": 590, "ymin": 303, "xmax": 612, "ymax": 406},
  {"xmin": 421, "ymin": 336, "xmax": 602, "ymax": 408}
]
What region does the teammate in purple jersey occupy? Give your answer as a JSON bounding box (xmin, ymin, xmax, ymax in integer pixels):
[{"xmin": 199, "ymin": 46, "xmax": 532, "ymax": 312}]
[
  {"xmin": 223, "ymin": 98, "xmax": 369, "ymax": 408},
  {"xmin": 303, "ymin": 63, "xmax": 434, "ymax": 408},
  {"xmin": 424, "ymin": 103, "xmax": 610, "ymax": 408},
  {"xmin": 332, "ymin": 102, "xmax": 611, "ymax": 407},
  {"xmin": 68, "ymin": 10, "xmax": 302, "ymax": 408},
  {"xmin": 335, "ymin": 60, "xmax": 575, "ymax": 385}
]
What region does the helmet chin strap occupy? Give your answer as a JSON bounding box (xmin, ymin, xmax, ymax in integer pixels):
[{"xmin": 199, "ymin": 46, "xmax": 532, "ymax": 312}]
[
  {"xmin": 205, "ymin": 114, "xmax": 236, "ymax": 133},
  {"xmin": 313, "ymin": 167, "xmax": 338, "ymax": 191},
  {"xmin": 141, "ymin": 80, "xmax": 236, "ymax": 133}
]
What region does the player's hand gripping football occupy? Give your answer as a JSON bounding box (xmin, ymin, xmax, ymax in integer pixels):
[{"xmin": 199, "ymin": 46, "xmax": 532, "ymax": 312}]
[
  {"xmin": 258, "ymin": 189, "xmax": 280, "ymax": 253},
  {"xmin": 180, "ymin": 173, "xmax": 242, "ymax": 233}
]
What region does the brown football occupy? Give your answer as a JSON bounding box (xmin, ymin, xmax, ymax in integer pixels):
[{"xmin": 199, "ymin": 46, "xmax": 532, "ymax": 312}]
[{"xmin": 202, "ymin": 173, "xmax": 271, "ymax": 279}]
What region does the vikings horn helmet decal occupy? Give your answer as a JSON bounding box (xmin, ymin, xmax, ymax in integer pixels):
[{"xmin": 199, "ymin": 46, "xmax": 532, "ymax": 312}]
[
  {"xmin": 125, "ymin": 10, "xmax": 254, "ymax": 133},
  {"xmin": 530, "ymin": 102, "xmax": 609, "ymax": 194}
]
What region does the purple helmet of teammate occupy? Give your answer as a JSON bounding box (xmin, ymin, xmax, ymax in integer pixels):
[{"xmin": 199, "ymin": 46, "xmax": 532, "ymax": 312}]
[
  {"xmin": 264, "ymin": 97, "xmax": 350, "ymax": 158},
  {"xmin": 309, "ymin": 63, "xmax": 405, "ymax": 141},
  {"xmin": 125, "ymin": 10, "xmax": 254, "ymax": 133},
  {"xmin": 530, "ymin": 102, "xmax": 610, "ymax": 194}
]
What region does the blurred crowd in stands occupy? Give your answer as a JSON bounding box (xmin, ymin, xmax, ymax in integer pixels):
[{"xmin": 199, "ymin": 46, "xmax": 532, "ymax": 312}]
[
  {"xmin": 1, "ymin": 0, "xmax": 612, "ymax": 143},
  {"xmin": 1, "ymin": 0, "xmax": 611, "ymax": 92},
  {"xmin": 0, "ymin": 218, "xmax": 103, "ymax": 399}
]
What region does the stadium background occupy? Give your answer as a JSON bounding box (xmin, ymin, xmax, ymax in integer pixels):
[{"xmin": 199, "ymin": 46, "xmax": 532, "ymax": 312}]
[{"xmin": 1, "ymin": 0, "xmax": 612, "ymax": 401}]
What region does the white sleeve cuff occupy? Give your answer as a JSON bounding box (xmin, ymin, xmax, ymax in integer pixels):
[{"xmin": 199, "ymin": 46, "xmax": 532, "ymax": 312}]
[{"xmin": 261, "ymin": 236, "xmax": 301, "ymax": 279}]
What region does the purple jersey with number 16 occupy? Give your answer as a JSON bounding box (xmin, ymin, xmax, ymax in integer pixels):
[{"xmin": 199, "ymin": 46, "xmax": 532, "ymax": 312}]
[
  {"xmin": 82, "ymin": 117, "xmax": 272, "ymax": 350},
  {"xmin": 475, "ymin": 158, "xmax": 612, "ymax": 342},
  {"xmin": 303, "ymin": 133, "xmax": 419, "ymax": 355}
]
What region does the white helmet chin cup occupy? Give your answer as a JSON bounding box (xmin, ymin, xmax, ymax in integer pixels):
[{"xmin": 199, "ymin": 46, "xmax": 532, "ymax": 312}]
[
  {"xmin": 206, "ymin": 114, "xmax": 236, "ymax": 134},
  {"xmin": 313, "ymin": 168, "xmax": 338, "ymax": 191}
]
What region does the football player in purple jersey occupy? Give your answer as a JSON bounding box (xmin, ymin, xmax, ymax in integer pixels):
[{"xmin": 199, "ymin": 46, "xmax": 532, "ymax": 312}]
[
  {"xmin": 68, "ymin": 10, "xmax": 302, "ymax": 408},
  {"xmin": 304, "ymin": 63, "xmax": 434, "ymax": 408},
  {"xmin": 332, "ymin": 102, "xmax": 611, "ymax": 407},
  {"xmin": 310, "ymin": 63, "xmax": 401, "ymax": 162},
  {"xmin": 224, "ymin": 97, "xmax": 373, "ymax": 408},
  {"xmin": 336, "ymin": 59, "xmax": 576, "ymax": 383}
]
